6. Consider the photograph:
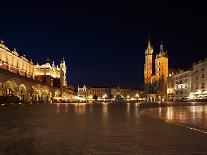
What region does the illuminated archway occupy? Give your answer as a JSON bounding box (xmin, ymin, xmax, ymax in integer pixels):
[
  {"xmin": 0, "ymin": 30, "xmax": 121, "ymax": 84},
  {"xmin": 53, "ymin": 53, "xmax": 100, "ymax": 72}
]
[
  {"xmin": 3, "ymin": 80, "xmax": 18, "ymax": 96},
  {"xmin": 19, "ymin": 84, "xmax": 27, "ymax": 102}
]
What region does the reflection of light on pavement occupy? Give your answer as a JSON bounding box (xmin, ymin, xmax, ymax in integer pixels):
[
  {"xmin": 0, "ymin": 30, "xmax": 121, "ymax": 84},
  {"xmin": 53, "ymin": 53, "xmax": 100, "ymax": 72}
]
[
  {"xmin": 56, "ymin": 103, "xmax": 60, "ymax": 113},
  {"xmin": 166, "ymin": 107, "xmax": 173, "ymax": 121},
  {"xmin": 178, "ymin": 112, "xmax": 184, "ymax": 120},
  {"xmin": 191, "ymin": 106, "xmax": 196, "ymax": 120},
  {"xmin": 204, "ymin": 106, "xmax": 207, "ymax": 120},
  {"xmin": 191, "ymin": 106, "xmax": 203, "ymax": 113},
  {"xmin": 158, "ymin": 107, "xmax": 162, "ymax": 118},
  {"xmin": 65, "ymin": 103, "xmax": 68, "ymax": 113},
  {"xmin": 103, "ymin": 104, "xmax": 108, "ymax": 114},
  {"xmin": 75, "ymin": 104, "xmax": 86, "ymax": 114},
  {"xmin": 102, "ymin": 104, "xmax": 108, "ymax": 122},
  {"xmin": 127, "ymin": 103, "xmax": 130, "ymax": 114}
]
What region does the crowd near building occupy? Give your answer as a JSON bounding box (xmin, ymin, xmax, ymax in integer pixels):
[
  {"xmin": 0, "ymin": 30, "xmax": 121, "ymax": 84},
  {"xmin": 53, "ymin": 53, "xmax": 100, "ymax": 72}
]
[{"xmin": 0, "ymin": 40, "xmax": 73, "ymax": 103}]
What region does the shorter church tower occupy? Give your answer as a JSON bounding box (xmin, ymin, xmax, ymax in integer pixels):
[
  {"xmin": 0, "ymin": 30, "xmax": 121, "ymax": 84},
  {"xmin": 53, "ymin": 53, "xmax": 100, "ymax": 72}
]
[{"xmin": 155, "ymin": 43, "xmax": 168, "ymax": 100}]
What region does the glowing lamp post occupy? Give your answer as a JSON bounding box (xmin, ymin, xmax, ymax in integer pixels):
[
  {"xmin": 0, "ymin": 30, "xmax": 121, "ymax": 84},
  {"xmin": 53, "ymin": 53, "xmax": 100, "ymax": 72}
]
[
  {"xmin": 135, "ymin": 94, "xmax": 139, "ymax": 101},
  {"xmin": 103, "ymin": 94, "xmax": 107, "ymax": 101}
]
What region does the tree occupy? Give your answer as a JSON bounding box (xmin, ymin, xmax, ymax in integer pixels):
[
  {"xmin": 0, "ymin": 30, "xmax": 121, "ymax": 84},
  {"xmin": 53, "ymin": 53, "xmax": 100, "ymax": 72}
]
[
  {"xmin": 108, "ymin": 95, "xmax": 114, "ymax": 99},
  {"xmin": 93, "ymin": 94, "xmax": 98, "ymax": 100},
  {"xmin": 115, "ymin": 95, "xmax": 123, "ymax": 102}
]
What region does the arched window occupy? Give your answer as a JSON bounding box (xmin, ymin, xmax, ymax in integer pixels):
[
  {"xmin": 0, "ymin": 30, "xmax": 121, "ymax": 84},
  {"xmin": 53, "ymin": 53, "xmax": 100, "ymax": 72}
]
[
  {"xmin": 6, "ymin": 88, "xmax": 13, "ymax": 95},
  {"xmin": 19, "ymin": 90, "xmax": 24, "ymax": 101}
]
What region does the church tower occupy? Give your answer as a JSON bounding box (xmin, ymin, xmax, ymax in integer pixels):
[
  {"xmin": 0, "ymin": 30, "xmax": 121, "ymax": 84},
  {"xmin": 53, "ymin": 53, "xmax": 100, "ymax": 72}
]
[
  {"xmin": 155, "ymin": 42, "xmax": 168, "ymax": 100},
  {"xmin": 60, "ymin": 58, "xmax": 67, "ymax": 97},
  {"xmin": 144, "ymin": 38, "xmax": 153, "ymax": 85}
]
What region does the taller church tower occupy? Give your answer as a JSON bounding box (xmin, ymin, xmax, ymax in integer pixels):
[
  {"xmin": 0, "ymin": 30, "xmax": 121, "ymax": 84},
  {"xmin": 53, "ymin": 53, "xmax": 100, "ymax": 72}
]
[{"xmin": 144, "ymin": 39, "xmax": 153, "ymax": 85}]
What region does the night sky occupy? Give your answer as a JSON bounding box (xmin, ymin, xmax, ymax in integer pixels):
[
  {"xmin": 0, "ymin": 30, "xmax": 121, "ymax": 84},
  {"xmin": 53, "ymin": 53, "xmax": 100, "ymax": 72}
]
[{"xmin": 0, "ymin": 1, "xmax": 206, "ymax": 88}]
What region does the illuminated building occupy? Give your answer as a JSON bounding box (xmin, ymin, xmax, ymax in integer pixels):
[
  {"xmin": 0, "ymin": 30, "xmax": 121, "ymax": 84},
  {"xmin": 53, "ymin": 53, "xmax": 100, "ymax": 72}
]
[
  {"xmin": 0, "ymin": 40, "xmax": 70, "ymax": 103},
  {"xmin": 0, "ymin": 41, "xmax": 34, "ymax": 78},
  {"xmin": 191, "ymin": 58, "xmax": 207, "ymax": 99},
  {"xmin": 78, "ymin": 85, "xmax": 145, "ymax": 100},
  {"xmin": 167, "ymin": 58, "xmax": 207, "ymax": 101},
  {"xmin": 34, "ymin": 58, "xmax": 67, "ymax": 96},
  {"xmin": 167, "ymin": 68, "xmax": 176, "ymax": 101},
  {"xmin": 174, "ymin": 70, "xmax": 192, "ymax": 101},
  {"xmin": 78, "ymin": 85, "xmax": 110, "ymax": 99},
  {"xmin": 144, "ymin": 39, "xmax": 168, "ymax": 101},
  {"xmin": 111, "ymin": 87, "xmax": 131, "ymax": 98},
  {"xmin": 110, "ymin": 87, "xmax": 144, "ymax": 99}
]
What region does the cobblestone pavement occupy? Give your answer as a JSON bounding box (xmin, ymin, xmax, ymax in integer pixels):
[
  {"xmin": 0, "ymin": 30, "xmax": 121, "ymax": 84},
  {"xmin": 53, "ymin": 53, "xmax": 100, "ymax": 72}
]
[
  {"xmin": 142, "ymin": 105, "xmax": 207, "ymax": 132},
  {"xmin": 0, "ymin": 103, "xmax": 207, "ymax": 155}
]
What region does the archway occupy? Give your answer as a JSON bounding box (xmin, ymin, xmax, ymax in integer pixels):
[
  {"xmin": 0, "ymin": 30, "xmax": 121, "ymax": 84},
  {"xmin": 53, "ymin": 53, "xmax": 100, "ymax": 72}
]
[
  {"xmin": 19, "ymin": 84, "xmax": 27, "ymax": 102},
  {"xmin": 3, "ymin": 80, "xmax": 18, "ymax": 96}
]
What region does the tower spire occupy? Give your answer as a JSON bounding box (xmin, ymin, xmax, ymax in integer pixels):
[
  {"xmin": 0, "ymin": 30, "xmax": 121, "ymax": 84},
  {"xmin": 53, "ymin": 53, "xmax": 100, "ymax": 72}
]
[
  {"xmin": 145, "ymin": 34, "xmax": 153, "ymax": 55},
  {"xmin": 160, "ymin": 41, "xmax": 164, "ymax": 53},
  {"xmin": 147, "ymin": 33, "xmax": 151, "ymax": 48}
]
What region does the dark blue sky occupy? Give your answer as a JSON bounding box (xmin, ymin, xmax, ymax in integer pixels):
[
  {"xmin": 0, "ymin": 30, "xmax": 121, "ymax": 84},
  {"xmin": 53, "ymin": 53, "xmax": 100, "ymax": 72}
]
[{"xmin": 0, "ymin": 1, "xmax": 206, "ymax": 88}]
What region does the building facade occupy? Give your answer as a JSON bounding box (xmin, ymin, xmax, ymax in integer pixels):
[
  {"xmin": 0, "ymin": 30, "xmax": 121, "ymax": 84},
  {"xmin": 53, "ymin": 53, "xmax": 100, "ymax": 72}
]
[
  {"xmin": 144, "ymin": 39, "xmax": 168, "ymax": 101},
  {"xmin": 34, "ymin": 59, "xmax": 67, "ymax": 96},
  {"xmin": 191, "ymin": 59, "xmax": 207, "ymax": 99},
  {"xmin": 78, "ymin": 85, "xmax": 111, "ymax": 99},
  {"xmin": 78, "ymin": 85, "xmax": 145, "ymax": 100},
  {"xmin": 174, "ymin": 70, "xmax": 192, "ymax": 101},
  {"xmin": 166, "ymin": 58, "xmax": 207, "ymax": 101},
  {"xmin": 167, "ymin": 68, "xmax": 176, "ymax": 101},
  {"xmin": 0, "ymin": 40, "xmax": 71, "ymax": 103},
  {"xmin": 0, "ymin": 41, "xmax": 34, "ymax": 78}
]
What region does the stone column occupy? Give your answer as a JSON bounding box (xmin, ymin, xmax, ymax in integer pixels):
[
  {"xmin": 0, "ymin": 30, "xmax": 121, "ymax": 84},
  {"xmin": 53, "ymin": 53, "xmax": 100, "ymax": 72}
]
[{"xmin": 0, "ymin": 83, "xmax": 3, "ymax": 96}]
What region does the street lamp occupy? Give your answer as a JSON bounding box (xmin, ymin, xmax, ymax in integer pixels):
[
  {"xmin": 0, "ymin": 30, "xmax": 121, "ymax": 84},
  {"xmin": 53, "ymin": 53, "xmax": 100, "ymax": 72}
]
[
  {"xmin": 135, "ymin": 94, "xmax": 139, "ymax": 101},
  {"xmin": 103, "ymin": 94, "xmax": 107, "ymax": 101}
]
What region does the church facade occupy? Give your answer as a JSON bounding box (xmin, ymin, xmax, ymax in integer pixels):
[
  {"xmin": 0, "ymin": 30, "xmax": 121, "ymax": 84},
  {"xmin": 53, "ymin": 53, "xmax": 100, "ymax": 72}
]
[{"xmin": 144, "ymin": 39, "xmax": 168, "ymax": 101}]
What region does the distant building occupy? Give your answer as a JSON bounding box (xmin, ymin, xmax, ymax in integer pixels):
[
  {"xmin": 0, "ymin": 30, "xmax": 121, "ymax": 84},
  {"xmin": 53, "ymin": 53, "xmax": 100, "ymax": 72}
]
[
  {"xmin": 191, "ymin": 58, "xmax": 207, "ymax": 99},
  {"xmin": 111, "ymin": 87, "xmax": 131, "ymax": 98},
  {"xmin": 174, "ymin": 69, "xmax": 192, "ymax": 101},
  {"xmin": 78, "ymin": 85, "xmax": 111, "ymax": 99},
  {"xmin": 110, "ymin": 87, "xmax": 145, "ymax": 99},
  {"xmin": 144, "ymin": 39, "xmax": 168, "ymax": 101},
  {"xmin": 78, "ymin": 85, "xmax": 145, "ymax": 100},
  {"xmin": 167, "ymin": 68, "xmax": 177, "ymax": 101}
]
